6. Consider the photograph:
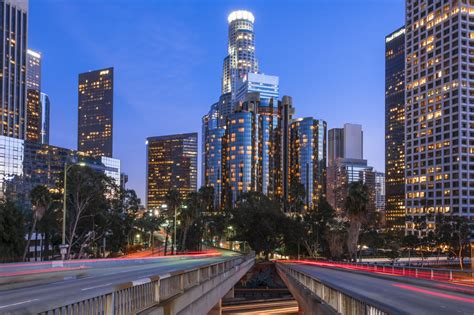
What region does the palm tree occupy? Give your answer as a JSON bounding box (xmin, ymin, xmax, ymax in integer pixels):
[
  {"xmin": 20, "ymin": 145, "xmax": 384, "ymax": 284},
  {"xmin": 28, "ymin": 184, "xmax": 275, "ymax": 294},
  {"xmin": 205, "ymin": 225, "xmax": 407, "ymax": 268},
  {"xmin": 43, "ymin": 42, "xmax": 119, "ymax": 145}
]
[
  {"xmin": 164, "ymin": 189, "xmax": 181, "ymax": 255},
  {"xmin": 344, "ymin": 181, "xmax": 370, "ymax": 262},
  {"xmin": 23, "ymin": 186, "xmax": 52, "ymax": 261}
]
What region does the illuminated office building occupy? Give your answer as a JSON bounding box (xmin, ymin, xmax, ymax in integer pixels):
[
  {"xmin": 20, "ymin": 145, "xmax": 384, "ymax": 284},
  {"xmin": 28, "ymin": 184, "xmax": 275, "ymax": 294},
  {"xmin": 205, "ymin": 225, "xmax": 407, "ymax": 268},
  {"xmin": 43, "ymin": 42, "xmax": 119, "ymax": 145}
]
[
  {"xmin": 26, "ymin": 49, "xmax": 41, "ymax": 143},
  {"xmin": 289, "ymin": 117, "xmax": 327, "ymax": 209},
  {"xmin": 0, "ymin": 135, "xmax": 120, "ymax": 199},
  {"xmin": 274, "ymin": 96, "xmax": 295, "ymax": 203},
  {"xmin": 40, "ymin": 92, "xmax": 50, "ymax": 145},
  {"xmin": 0, "ymin": 0, "xmax": 28, "ymax": 139},
  {"xmin": 405, "ymin": 1, "xmax": 474, "ymax": 237},
  {"xmin": 78, "ymin": 67, "xmax": 113, "ymax": 157},
  {"xmin": 202, "ymin": 102, "xmax": 225, "ymax": 208},
  {"xmin": 146, "ymin": 133, "xmax": 198, "ymax": 209},
  {"xmin": 385, "ymin": 26, "xmax": 405, "ymax": 229},
  {"xmin": 375, "ymin": 171, "xmax": 386, "ymax": 214},
  {"xmin": 222, "ymin": 10, "xmax": 259, "ymax": 98}
]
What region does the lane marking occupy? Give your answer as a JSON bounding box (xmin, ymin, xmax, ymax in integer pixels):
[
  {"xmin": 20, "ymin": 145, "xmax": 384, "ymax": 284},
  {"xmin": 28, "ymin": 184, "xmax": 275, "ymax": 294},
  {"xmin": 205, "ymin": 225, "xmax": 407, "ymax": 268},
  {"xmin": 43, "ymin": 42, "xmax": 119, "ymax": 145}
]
[
  {"xmin": 393, "ymin": 284, "xmax": 474, "ymax": 304},
  {"xmin": 0, "ymin": 299, "xmax": 39, "ymax": 309},
  {"xmin": 81, "ymin": 283, "xmax": 112, "ymax": 291}
]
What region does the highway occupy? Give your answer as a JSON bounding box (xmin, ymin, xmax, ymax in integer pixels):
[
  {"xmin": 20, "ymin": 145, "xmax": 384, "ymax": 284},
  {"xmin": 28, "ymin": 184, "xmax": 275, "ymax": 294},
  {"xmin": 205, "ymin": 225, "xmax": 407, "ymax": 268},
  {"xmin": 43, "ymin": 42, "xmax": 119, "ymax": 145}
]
[
  {"xmin": 0, "ymin": 253, "xmax": 235, "ymax": 314},
  {"xmin": 287, "ymin": 263, "xmax": 474, "ymax": 315}
]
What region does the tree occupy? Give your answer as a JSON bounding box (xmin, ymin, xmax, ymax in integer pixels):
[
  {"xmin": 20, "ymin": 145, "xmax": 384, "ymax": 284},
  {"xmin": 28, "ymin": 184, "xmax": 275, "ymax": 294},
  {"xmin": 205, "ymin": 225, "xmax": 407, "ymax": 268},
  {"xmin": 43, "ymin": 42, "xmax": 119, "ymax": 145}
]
[
  {"xmin": 0, "ymin": 200, "xmax": 25, "ymax": 262},
  {"xmin": 325, "ymin": 219, "xmax": 346, "ymax": 260},
  {"xmin": 108, "ymin": 189, "xmax": 142, "ymax": 255},
  {"xmin": 434, "ymin": 215, "xmax": 471, "ymax": 269},
  {"xmin": 23, "ymin": 185, "xmax": 55, "ymax": 261},
  {"xmin": 402, "ymin": 234, "xmax": 419, "ymax": 266},
  {"xmin": 231, "ymin": 192, "xmax": 287, "ymax": 258},
  {"xmin": 164, "ymin": 189, "xmax": 181, "ymax": 255},
  {"xmin": 288, "ymin": 178, "xmax": 306, "ymax": 213},
  {"xmin": 63, "ymin": 165, "xmax": 114, "ymax": 259},
  {"xmin": 344, "ymin": 181, "xmax": 370, "ymax": 262}
]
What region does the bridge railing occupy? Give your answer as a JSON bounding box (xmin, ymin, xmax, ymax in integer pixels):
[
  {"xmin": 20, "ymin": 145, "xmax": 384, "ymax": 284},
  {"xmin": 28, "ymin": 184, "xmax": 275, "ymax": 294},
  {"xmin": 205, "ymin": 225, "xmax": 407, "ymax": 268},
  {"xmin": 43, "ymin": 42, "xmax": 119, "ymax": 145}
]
[
  {"xmin": 277, "ymin": 263, "xmax": 397, "ymax": 315},
  {"xmin": 335, "ymin": 261, "xmax": 474, "ymax": 282},
  {"xmin": 36, "ymin": 254, "xmax": 254, "ymax": 315}
]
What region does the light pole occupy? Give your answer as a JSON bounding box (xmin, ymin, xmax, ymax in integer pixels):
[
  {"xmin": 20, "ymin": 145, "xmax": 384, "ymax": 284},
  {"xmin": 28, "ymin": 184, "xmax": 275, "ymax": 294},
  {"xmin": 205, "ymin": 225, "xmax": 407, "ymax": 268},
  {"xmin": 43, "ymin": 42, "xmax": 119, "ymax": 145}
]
[
  {"xmin": 173, "ymin": 205, "xmax": 177, "ymax": 255},
  {"xmin": 60, "ymin": 160, "xmax": 86, "ymax": 260}
]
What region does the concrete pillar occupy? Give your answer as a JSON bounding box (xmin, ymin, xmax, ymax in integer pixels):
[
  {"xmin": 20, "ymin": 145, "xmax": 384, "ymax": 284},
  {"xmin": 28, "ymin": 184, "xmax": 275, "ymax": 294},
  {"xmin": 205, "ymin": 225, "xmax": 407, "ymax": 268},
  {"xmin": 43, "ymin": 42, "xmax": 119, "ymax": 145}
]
[
  {"xmin": 223, "ymin": 287, "xmax": 234, "ymax": 299},
  {"xmin": 207, "ymin": 299, "xmax": 221, "ymax": 315}
]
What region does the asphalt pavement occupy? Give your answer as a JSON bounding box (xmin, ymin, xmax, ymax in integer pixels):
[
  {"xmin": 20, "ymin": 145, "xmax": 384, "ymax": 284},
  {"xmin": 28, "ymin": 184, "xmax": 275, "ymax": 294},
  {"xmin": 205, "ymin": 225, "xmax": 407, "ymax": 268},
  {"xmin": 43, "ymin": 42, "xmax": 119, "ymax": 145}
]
[
  {"xmin": 0, "ymin": 255, "xmax": 233, "ymax": 314},
  {"xmin": 288, "ymin": 263, "xmax": 474, "ymax": 315}
]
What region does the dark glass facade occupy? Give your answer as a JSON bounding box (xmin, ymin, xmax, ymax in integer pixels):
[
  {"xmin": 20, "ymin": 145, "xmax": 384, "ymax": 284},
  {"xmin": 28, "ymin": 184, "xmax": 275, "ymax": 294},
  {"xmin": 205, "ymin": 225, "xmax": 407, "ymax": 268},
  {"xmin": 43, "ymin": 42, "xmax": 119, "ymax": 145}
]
[
  {"xmin": 40, "ymin": 92, "xmax": 50, "ymax": 145},
  {"xmin": 289, "ymin": 117, "xmax": 327, "ymax": 209},
  {"xmin": 0, "ymin": 0, "xmax": 28, "ymax": 139},
  {"xmin": 26, "ymin": 49, "xmax": 41, "ymax": 143},
  {"xmin": 146, "ymin": 133, "xmax": 198, "ymax": 209},
  {"xmin": 78, "ymin": 67, "xmax": 113, "ymax": 157},
  {"xmin": 385, "ymin": 27, "xmax": 405, "ymax": 229}
]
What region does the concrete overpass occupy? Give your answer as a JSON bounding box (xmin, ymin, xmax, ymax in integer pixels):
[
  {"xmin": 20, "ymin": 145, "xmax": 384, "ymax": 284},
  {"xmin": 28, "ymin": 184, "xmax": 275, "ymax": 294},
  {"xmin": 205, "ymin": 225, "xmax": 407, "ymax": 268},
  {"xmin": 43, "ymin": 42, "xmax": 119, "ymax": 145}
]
[
  {"xmin": 0, "ymin": 251, "xmax": 254, "ymax": 314},
  {"xmin": 276, "ymin": 260, "xmax": 474, "ymax": 315}
]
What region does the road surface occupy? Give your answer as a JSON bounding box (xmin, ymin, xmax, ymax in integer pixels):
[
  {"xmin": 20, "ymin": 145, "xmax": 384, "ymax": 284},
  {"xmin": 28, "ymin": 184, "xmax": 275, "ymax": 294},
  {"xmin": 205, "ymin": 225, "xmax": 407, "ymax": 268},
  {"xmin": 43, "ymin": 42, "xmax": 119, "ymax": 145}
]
[
  {"xmin": 0, "ymin": 254, "xmax": 234, "ymax": 314},
  {"xmin": 288, "ymin": 263, "xmax": 474, "ymax": 315}
]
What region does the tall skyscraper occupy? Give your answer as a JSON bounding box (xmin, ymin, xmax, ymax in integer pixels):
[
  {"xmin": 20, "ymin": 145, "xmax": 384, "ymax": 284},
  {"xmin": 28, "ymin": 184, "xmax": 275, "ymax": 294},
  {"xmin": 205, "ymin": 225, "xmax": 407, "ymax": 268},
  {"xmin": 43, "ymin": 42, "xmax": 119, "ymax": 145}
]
[
  {"xmin": 328, "ymin": 128, "xmax": 344, "ymax": 166},
  {"xmin": 222, "ymin": 10, "xmax": 258, "ymax": 99},
  {"xmin": 327, "ymin": 123, "xmax": 373, "ymax": 212},
  {"xmin": 26, "ymin": 49, "xmax": 41, "ymax": 143},
  {"xmin": 405, "ymin": 1, "xmax": 474, "ymax": 237},
  {"xmin": 328, "ymin": 123, "xmax": 363, "ymax": 166},
  {"xmin": 221, "ymin": 93, "xmax": 278, "ymax": 205},
  {"xmin": 0, "ymin": 0, "xmax": 28, "ymax": 139},
  {"xmin": 289, "ymin": 117, "xmax": 327, "ymax": 209},
  {"xmin": 40, "ymin": 92, "xmax": 50, "ymax": 145},
  {"xmin": 78, "ymin": 67, "xmax": 113, "ymax": 157},
  {"xmin": 274, "ymin": 96, "xmax": 294, "ymax": 204},
  {"xmin": 385, "ymin": 26, "xmax": 405, "ymax": 229},
  {"xmin": 146, "ymin": 133, "xmax": 198, "ymax": 209}
]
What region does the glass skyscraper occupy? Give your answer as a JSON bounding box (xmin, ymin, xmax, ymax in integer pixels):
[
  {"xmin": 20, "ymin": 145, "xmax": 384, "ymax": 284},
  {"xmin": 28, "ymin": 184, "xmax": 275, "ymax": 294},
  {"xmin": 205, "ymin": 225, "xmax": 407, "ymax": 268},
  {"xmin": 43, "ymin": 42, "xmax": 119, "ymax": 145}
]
[
  {"xmin": 40, "ymin": 92, "xmax": 50, "ymax": 145},
  {"xmin": 0, "ymin": 0, "xmax": 28, "ymax": 139},
  {"xmin": 385, "ymin": 27, "xmax": 405, "ymax": 229},
  {"xmin": 289, "ymin": 117, "xmax": 327, "ymax": 209},
  {"xmin": 146, "ymin": 133, "xmax": 198, "ymax": 209},
  {"xmin": 222, "ymin": 10, "xmax": 258, "ymax": 99},
  {"xmin": 78, "ymin": 67, "xmax": 114, "ymax": 157},
  {"xmin": 26, "ymin": 49, "xmax": 42, "ymax": 143}
]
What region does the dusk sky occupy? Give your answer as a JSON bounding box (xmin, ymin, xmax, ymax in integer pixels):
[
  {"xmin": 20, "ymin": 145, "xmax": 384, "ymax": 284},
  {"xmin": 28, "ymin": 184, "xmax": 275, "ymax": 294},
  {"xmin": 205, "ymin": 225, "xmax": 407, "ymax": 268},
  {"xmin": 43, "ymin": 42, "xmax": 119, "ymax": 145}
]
[{"xmin": 29, "ymin": 0, "xmax": 404, "ymax": 201}]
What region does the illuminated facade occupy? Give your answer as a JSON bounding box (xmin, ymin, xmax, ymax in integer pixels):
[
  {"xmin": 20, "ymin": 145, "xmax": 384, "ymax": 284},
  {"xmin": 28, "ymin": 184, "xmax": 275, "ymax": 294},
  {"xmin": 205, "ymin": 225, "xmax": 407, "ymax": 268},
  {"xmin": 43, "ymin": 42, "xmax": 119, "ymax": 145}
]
[
  {"xmin": 385, "ymin": 26, "xmax": 405, "ymax": 229},
  {"xmin": 375, "ymin": 171, "xmax": 386, "ymax": 213},
  {"xmin": 78, "ymin": 67, "xmax": 113, "ymax": 157},
  {"xmin": 146, "ymin": 133, "xmax": 198, "ymax": 209},
  {"xmin": 289, "ymin": 117, "xmax": 327, "ymax": 209},
  {"xmin": 26, "ymin": 49, "xmax": 41, "ymax": 143},
  {"xmin": 0, "ymin": 135, "xmax": 120, "ymax": 199},
  {"xmin": 40, "ymin": 92, "xmax": 50, "ymax": 144},
  {"xmin": 405, "ymin": 1, "xmax": 474, "ymax": 237},
  {"xmin": 0, "ymin": 0, "xmax": 28, "ymax": 139},
  {"xmin": 222, "ymin": 10, "xmax": 258, "ymax": 98}
]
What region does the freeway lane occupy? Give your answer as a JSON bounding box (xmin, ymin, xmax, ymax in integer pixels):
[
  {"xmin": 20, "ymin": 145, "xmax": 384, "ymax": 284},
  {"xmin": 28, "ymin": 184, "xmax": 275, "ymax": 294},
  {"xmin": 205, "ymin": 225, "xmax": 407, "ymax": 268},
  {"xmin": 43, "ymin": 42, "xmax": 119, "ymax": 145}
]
[
  {"xmin": 288, "ymin": 263, "xmax": 474, "ymax": 315},
  {"xmin": 0, "ymin": 255, "xmax": 234, "ymax": 314}
]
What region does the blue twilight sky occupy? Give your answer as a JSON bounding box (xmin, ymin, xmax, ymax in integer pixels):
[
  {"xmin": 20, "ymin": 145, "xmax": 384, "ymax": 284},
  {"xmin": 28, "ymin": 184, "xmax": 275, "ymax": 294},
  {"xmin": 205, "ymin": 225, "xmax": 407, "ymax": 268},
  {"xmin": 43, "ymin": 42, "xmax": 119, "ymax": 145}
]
[{"xmin": 29, "ymin": 0, "xmax": 404, "ymax": 202}]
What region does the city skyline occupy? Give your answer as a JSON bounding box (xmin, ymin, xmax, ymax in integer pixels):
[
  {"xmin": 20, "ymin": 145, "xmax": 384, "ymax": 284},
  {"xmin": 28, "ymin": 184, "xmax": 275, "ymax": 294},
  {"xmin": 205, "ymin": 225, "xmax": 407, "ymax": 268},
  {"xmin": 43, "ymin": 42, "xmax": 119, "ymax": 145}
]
[{"xmin": 29, "ymin": 0, "xmax": 404, "ymax": 200}]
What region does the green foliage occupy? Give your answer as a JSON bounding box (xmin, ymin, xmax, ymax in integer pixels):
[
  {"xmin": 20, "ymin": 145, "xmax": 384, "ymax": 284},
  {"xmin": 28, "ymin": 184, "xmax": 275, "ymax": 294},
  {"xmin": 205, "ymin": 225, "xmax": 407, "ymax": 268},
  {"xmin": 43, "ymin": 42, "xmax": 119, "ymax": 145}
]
[
  {"xmin": 0, "ymin": 200, "xmax": 25, "ymax": 262},
  {"xmin": 344, "ymin": 181, "xmax": 371, "ymax": 261},
  {"xmin": 231, "ymin": 192, "xmax": 287, "ymax": 258}
]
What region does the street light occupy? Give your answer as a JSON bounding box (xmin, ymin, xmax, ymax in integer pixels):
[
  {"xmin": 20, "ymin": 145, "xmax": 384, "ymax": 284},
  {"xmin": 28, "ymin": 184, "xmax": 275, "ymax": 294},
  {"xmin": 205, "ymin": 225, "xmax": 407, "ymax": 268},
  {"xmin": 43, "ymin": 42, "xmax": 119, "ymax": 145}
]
[{"xmin": 60, "ymin": 160, "xmax": 86, "ymax": 260}]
